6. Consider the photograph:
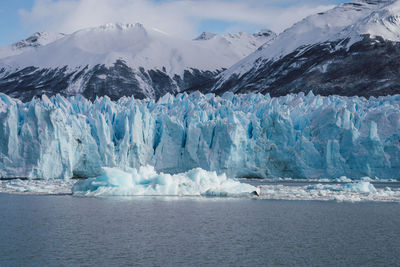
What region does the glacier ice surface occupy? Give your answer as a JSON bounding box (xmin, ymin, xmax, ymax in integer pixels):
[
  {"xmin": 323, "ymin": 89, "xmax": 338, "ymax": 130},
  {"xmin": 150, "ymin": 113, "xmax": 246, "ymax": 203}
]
[
  {"xmin": 0, "ymin": 91, "xmax": 399, "ymax": 180},
  {"xmin": 71, "ymin": 165, "xmax": 259, "ymax": 197}
]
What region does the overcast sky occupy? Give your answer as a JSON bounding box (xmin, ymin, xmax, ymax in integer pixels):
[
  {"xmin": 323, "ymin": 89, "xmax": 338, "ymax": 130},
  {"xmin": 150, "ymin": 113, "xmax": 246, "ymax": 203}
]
[{"xmin": 0, "ymin": 0, "xmax": 347, "ymax": 46}]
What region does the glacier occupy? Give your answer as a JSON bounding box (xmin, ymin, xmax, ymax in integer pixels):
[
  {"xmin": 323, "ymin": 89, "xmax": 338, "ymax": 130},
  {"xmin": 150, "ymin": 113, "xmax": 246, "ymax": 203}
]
[{"xmin": 0, "ymin": 91, "xmax": 399, "ymax": 180}]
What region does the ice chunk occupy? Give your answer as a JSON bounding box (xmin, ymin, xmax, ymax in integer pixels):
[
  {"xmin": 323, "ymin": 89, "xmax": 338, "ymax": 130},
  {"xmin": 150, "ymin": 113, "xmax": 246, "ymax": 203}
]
[
  {"xmin": 72, "ymin": 166, "xmax": 260, "ymax": 197},
  {"xmin": 333, "ymin": 176, "xmax": 353, "ymax": 183}
]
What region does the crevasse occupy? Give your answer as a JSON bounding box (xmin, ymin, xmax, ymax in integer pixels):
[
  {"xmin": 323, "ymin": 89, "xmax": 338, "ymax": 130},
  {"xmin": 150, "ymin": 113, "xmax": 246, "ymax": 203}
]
[{"xmin": 0, "ymin": 91, "xmax": 399, "ymax": 180}]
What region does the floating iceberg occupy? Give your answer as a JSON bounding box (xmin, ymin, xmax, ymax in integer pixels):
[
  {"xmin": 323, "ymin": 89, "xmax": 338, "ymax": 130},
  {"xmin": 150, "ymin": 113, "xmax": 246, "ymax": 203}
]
[
  {"xmin": 0, "ymin": 92, "xmax": 399, "ymax": 180},
  {"xmin": 72, "ymin": 166, "xmax": 260, "ymax": 197}
]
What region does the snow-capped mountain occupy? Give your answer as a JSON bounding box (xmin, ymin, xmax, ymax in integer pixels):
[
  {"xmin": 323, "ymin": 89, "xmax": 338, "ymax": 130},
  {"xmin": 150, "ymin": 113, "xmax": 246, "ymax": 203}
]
[
  {"xmin": 194, "ymin": 32, "xmax": 217, "ymax": 40},
  {"xmin": 0, "ymin": 23, "xmax": 273, "ymax": 101},
  {"xmin": 213, "ymin": 0, "xmax": 400, "ymax": 97},
  {"xmin": 0, "ymin": 32, "xmax": 65, "ymax": 59}
]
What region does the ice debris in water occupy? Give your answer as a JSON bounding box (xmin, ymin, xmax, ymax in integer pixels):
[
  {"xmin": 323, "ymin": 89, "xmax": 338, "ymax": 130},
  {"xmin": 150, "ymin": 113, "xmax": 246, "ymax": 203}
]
[
  {"xmin": 72, "ymin": 165, "xmax": 260, "ymax": 197},
  {"xmin": 306, "ymin": 181, "xmax": 377, "ymax": 193},
  {"xmin": 1, "ymin": 175, "xmax": 399, "ymax": 202},
  {"xmin": 260, "ymin": 181, "xmax": 400, "ymax": 202},
  {"xmin": 0, "ymin": 92, "xmax": 399, "ymax": 180},
  {"xmin": 0, "ymin": 179, "xmax": 74, "ymax": 195}
]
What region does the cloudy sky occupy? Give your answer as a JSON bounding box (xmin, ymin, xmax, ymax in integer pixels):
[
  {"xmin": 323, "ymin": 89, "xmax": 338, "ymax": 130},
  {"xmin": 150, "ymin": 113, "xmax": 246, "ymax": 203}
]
[{"xmin": 0, "ymin": 0, "xmax": 347, "ymax": 46}]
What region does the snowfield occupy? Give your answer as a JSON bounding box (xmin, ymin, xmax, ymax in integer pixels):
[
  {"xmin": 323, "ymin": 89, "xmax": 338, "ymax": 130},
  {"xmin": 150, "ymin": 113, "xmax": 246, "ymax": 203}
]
[{"xmin": 0, "ymin": 91, "xmax": 398, "ymax": 180}]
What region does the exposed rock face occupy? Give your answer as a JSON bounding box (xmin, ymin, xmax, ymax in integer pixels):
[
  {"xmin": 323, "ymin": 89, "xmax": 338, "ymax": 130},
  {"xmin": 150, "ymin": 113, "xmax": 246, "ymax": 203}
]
[{"xmin": 0, "ymin": 60, "xmax": 220, "ymax": 101}]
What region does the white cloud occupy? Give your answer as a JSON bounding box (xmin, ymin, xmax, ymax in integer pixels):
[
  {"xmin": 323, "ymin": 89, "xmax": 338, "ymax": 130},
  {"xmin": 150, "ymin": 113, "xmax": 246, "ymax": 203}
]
[{"xmin": 19, "ymin": 0, "xmax": 336, "ymax": 38}]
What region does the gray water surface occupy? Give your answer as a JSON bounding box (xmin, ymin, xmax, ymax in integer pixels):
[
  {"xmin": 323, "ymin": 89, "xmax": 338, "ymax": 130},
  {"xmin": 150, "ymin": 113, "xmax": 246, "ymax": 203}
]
[{"xmin": 0, "ymin": 194, "xmax": 399, "ymax": 266}]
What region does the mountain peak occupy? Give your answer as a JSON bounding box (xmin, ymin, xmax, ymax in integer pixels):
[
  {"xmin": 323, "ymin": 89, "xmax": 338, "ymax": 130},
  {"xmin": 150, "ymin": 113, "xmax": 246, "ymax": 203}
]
[
  {"xmin": 247, "ymin": 0, "xmax": 400, "ymax": 61},
  {"xmin": 359, "ymin": 0, "xmax": 395, "ymax": 4},
  {"xmin": 194, "ymin": 32, "xmax": 217, "ymax": 41},
  {"xmin": 97, "ymin": 22, "xmax": 145, "ymax": 31},
  {"xmin": 12, "ymin": 32, "xmax": 65, "ymax": 49},
  {"xmin": 253, "ymin": 29, "xmax": 277, "ymax": 39},
  {"xmin": 0, "ymin": 31, "xmax": 65, "ymax": 59}
]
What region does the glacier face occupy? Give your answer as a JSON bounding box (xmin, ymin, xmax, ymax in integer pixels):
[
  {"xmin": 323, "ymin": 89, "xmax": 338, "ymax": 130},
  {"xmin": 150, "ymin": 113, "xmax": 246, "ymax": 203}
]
[{"xmin": 0, "ymin": 91, "xmax": 399, "ymax": 180}]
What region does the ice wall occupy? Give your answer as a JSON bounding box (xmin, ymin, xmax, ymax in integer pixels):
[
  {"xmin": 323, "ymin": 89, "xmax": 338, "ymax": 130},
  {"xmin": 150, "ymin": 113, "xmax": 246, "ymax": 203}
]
[{"xmin": 0, "ymin": 91, "xmax": 399, "ymax": 179}]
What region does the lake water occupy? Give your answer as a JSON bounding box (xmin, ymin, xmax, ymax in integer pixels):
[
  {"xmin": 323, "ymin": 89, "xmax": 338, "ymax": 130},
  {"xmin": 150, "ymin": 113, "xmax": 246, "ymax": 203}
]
[{"xmin": 1, "ymin": 193, "xmax": 399, "ymax": 266}]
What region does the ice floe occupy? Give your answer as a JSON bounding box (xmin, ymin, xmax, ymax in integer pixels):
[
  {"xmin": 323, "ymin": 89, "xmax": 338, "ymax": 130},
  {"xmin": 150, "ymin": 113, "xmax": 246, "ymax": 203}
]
[{"xmin": 71, "ymin": 166, "xmax": 260, "ymax": 197}]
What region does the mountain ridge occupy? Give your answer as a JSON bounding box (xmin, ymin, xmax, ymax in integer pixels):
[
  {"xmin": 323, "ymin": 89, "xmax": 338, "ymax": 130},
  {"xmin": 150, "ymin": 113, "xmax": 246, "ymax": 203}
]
[
  {"xmin": 0, "ymin": 32, "xmax": 65, "ymax": 60},
  {"xmin": 0, "ymin": 23, "xmax": 273, "ymax": 101}
]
